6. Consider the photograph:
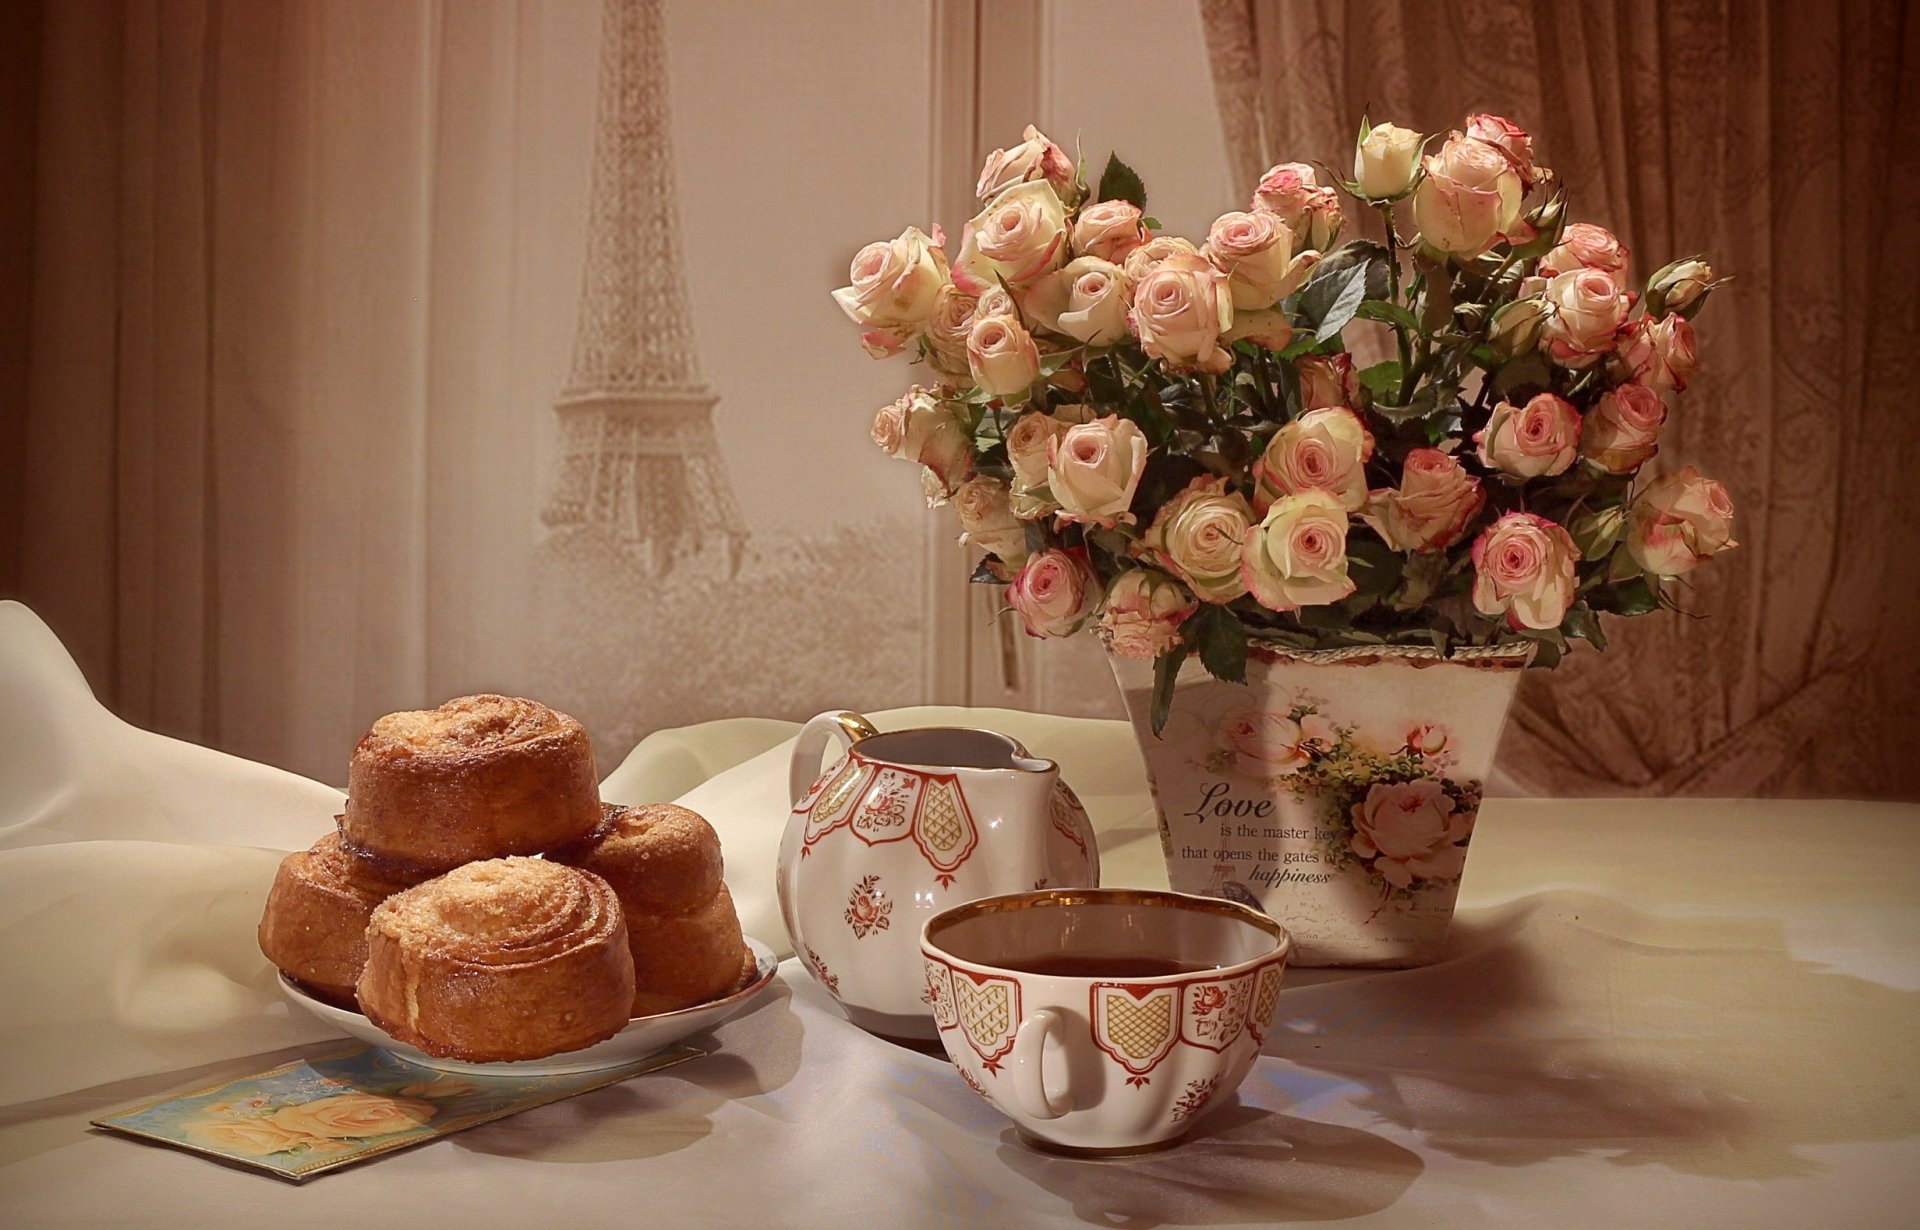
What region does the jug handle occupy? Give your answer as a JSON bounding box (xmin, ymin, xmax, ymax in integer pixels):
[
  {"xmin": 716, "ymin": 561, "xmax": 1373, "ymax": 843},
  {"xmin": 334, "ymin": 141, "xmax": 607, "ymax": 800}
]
[{"xmin": 788, "ymin": 710, "xmax": 881, "ymax": 808}]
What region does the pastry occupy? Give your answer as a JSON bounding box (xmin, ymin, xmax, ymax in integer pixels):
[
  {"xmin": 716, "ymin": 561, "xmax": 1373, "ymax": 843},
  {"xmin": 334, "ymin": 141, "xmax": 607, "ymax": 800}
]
[
  {"xmin": 357, "ymin": 858, "xmax": 635, "ymax": 1061},
  {"xmin": 552, "ymin": 803, "xmax": 751, "ymax": 1015},
  {"xmin": 257, "ymin": 829, "xmax": 427, "ymax": 1005},
  {"xmin": 341, "ymin": 694, "xmax": 601, "ymax": 870}
]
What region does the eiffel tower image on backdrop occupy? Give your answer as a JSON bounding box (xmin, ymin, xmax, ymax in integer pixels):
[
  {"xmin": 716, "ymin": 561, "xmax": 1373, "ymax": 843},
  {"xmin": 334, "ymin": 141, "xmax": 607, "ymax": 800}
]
[{"xmin": 541, "ymin": 0, "xmax": 746, "ymax": 577}]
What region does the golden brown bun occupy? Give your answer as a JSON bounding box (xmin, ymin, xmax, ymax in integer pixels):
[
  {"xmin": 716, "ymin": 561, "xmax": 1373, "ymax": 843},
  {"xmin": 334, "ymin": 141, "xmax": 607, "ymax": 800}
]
[
  {"xmin": 626, "ymin": 884, "xmax": 753, "ymax": 1016},
  {"xmin": 258, "ymin": 830, "xmax": 427, "ymax": 1003},
  {"xmin": 342, "ymin": 695, "xmax": 601, "ymax": 870},
  {"xmin": 549, "ymin": 802, "xmax": 724, "ymax": 914},
  {"xmin": 550, "ymin": 802, "xmax": 750, "ymax": 1015},
  {"xmin": 357, "ymin": 858, "xmax": 635, "ymax": 1061}
]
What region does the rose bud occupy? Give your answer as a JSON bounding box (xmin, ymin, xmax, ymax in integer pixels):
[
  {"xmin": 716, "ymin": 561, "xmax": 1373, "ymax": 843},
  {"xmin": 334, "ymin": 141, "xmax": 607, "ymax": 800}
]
[
  {"xmin": 1241, "ymin": 490, "xmax": 1356, "ymax": 612},
  {"xmin": 1488, "ymin": 297, "xmax": 1548, "ymax": 360},
  {"xmin": 1627, "ymin": 466, "xmax": 1736, "ymax": 577},
  {"xmin": 1645, "ymin": 257, "xmax": 1718, "ymax": 318},
  {"xmin": 1253, "ymin": 407, "xmax": 1375, "ymax": 512},
  {"xmin": 1071, "ymin": 199, "xmax": 1150, "ymax": 264},
  {"xmin": 1140, "ymin": 475, "xmax": 1256, "ymax": 604},
  {"xmin": 1580, "ymin": 384, "xmax": 1668, "ymax": 473},
  {"xmin": 1354, "ymin": 122, "xmax": 1424, "ymax": 200},
  {"xmin": 976, "ymin": 124, "xmax": 1077, "ymax": 203},
  {"xmin": 1471, "ymin": 512, "xmax": 1579, "ymax": 631},
  {"xmin": 1251, "ymin": 163, "xmax": 1343, "ymax": 251},
  {"xmin": 1046, "ymin": 415, "xmax": 1150, "ymax": 528},
  {"xmin": 1476, "ymin": 393, "xmax": 1582, "ymax": 479},
  {"xmin": 1098, "ymin": 570, "xmax": 1198, "ymax": 660},
  {"xmin": 1007, "ymin": 548, "xmax": 1098, "ymax": 638}
]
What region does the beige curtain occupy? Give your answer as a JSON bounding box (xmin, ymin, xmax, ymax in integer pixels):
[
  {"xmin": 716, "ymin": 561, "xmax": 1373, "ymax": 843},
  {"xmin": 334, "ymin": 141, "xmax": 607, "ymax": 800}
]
[{"xmin": 1199, "ymin": 0, "xmax": 1920, "ymax": 798}]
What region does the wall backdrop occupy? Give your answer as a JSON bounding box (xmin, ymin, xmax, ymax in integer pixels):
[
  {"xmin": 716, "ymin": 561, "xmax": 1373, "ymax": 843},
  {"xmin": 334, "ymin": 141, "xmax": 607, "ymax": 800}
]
[{"xmin": 3, "ymin": 0, "xmax": 1914, "ymax": 799}]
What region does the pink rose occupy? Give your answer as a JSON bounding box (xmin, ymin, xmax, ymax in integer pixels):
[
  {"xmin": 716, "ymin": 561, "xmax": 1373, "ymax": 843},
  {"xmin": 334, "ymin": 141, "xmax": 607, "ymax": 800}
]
[
  {"xmin": 1616, "ymin": 313, "xmax": 1699, "ymax": 392},
  {"xmin": 1251, "ymin": 163, "xmax": 1343, "ymax": 251},
  {"xmin": 1538, "ymin": 222, "xmax": 1630, "ymax": 279},
  {"xmin": 1580, "ymin": 384, "xmax": 1668, "ymax": 473},
  {"xmin": 872, "ymin": 387, "xmax": 971, "ymax": 498},
  {"xmin": 967, "ymin": 313, "xmax": 1042, "ymax": 397},
  {"xmin": 1252, "ymin": 407, "xmax": 1375, "ymax": 513},
  {"xmin": 1627, "ymin": 466, "xmax": 1736, "ymax": 577},
  {"xmin": 1476, "ymin": 392, "xmax": 1582, "ymax": 478},
  {"xmin": 976, "ymin": 125, "xmax": 1076, "ymax": 202},
  {"xmin": 1204, "ymin": 211, "xmax": 1320, "ymax": 309},
  {"xmin": 1098, "ymin": 570, "xmax": 1197, "ymax": 660},
  {"xmin": 1129, "ymin": 253, "xmax": 1235, "ymax": 374},
  {"xmin": 832, "ymin": 226, "xmax": 952, "ymax": 346},
  {"xmin": 953, "ymin": 181, "xmax": 1068, "ymax": 293},
  {"xmin": 1222, "ymin": 708, "xmax": 1337, "ymax": 775},
  {"xmin": 1540, "ymin": 268, "xmax": 1631, "ymax": 368},
  {"xmin": 1350, "ymin": 779, "xmax": 1472, "ymax": 889},
  {"xmin": 1464, "ymin": 112, "xmax": 1539, "ymax": 190},
  {"xmin": 1071, "ymin": 200, "xmax": 1150, "ymax": 264},
  {"xmin": 923, "ymin": 285, "xmax": 978, "ymax": 374},
  {"xmin": 1121, "ymin": 235, "xmax": 1201, "ymax": 282},
  {"xmin": 1004, "ymin": 411, "xmax": 1061, "ymax": 499},
  {"xmin": 1471, "ymin": 512, "xmax": 1579, "ymax": 630},
  {"xmin": 1361, "ymin": 448, "xmax": 1486, "ymax": 552},
  {"xmin": 1242, "ymin": 490, "xmax": 1355, "ymax": 611},
  {"xmin": 1296, "ymin": 353, "xmax": 1363, "ymax": 410},
  {"xmin": 1026, "ymin": 257, "xmax": 1133, "ymax": 346},
  {"xmin": 1047, "ymin": 415, "xmax": 1150, "ymax": 528},
  {"xmin": 1411, "ymin": 133, "xmax": 1523, "ymax": 257},
  {"xmin": 1008, "ymin": 548, "xmax": 1097, "ymax": 638},
  {"xmin": 1140, "ymin": 475, "xmax": 1256, "ymax": 604}
]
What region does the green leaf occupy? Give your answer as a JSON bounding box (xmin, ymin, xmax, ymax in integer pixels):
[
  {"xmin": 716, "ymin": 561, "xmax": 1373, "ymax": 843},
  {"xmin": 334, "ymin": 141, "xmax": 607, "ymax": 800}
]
[
  {"xmin": 1589, "ymin": 576, "xmax": 1660, "ymax": 616},
  {"xmin": 1344, "ymin": 536, "xmax": 1404, "ymax": 607},
  {"xmin": 1149, "ymin": 644, "xmax": 1189, "ymax": 736},
  {"xmin": 1491, "ymin": 352, "xmax": 1552, "ymax": 399},
  {"xmin": 1563, "ymin": 605, "xmax": 1608, "ymax": 651},
  {"xmin": 1569, "ymin": 506, "xmax": 1627, "ymax": 561},
  {"xmin": 1182, "ymin": 604, "xmax": 1249, "ymax": 685},
  {"xmin": 1301, "ymin": 262, "xmax": 1373, "ymax": 343},
  {"xmin": 1277, "ymin": 333, "xmax": 1319, "ymax": 361},
  {"xmin": 1096, "ymin": 153, "xmax": 1147, "ymax": 209},
  {"xmin": 1358, "ymin": 359, "xmax": 1404, "ymax": 403},
  {"xmin": 1307, "ymin": 240, "xmax": 1391, "ymax": 298},
  {"xmin": 1606, "ymin": 547, "xmax": 1644, "ymax": 584},
  {"xmin": 1141, "ymin": 216, "xmax": 1162, "ymax": 231},
  {"xmin": 968, "ymin": 557, "xmax": 1007, "ymax": 585},
  {"xmin": 1355, "ymin": 300, "xmax": 1422, "ymax": 333}
]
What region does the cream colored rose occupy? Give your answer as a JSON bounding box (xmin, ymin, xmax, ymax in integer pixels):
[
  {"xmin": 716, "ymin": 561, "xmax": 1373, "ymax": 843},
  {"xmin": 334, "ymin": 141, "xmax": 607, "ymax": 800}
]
[
  {"xmin": 973, "ymin": 284, "xmax": 1018, "ymax": 323},
  {"xmin": 1616, "ymin": 313, "xmax": 1698, "ymax": 392},
  {"xmin": 1140, "ymin": 475, "xmax": 1255, "ymax": 603},
  {"xmin": 923, "ymin": 285, "xmax": 978, "ymax": 368},
  {"xmin": 1627, "ymin": 466, "xmax": 1736, "ymax": 577},
  {"xmin": 1487, "ymin": 297, "xmax": 1547, "ymax": 360},
  {"xmin": 1295, "ymin": 353, "xmax": 1362, "ymax": 410},
  {"xmin": 954, "ymin": 181, "xmax": 1068, "ymax": 293},
  {"xmin": 1071, "ymin": 199, "xmax": 1149, "ymax": 264},
  {"xmin": 1251, "ymin": 162, "xmax": 1343, "ymax": 251},
  {"xmin": 1222, "ymin": 707, "xmax": 1336, "ymax": 774},
  {"xmin": 1476, "ymin": 393, "xmax": 1581, "ymax": 478},
  {"xmin": 1098, "ymin": 570, "xmax": 1197, "ymax": 660},
  {"xmin": 1361, "ymin": 448, "xmax": 1485, "ymax": 552},
  {"xmin": 1004, "ymin": 411, "xmax": 1060, "ymax": 494},
  {"xmin": 1121, "ymin": 234, "xmax": 1201, "ymax": 282},
  {"xmin": 1253, "ymin": 407, "xmax": 1375, "ymax": 512},
  {"xmin": 1026, "ymin": 257, "xmax": 1133, "ymax": 345},
  {"xmin": 1242, "ymin": 490, "xmax": 1355, "ymax": 611},
  {"xmin": 1007, "ymin": 548, "xmax": 1097, "ymax": 638},
  {"xmin": 954, "ymin": 476, "xmax": 1030, "ymax": 568},
  {"xmin": 1464, "ymin": 112, "xmax": 1539, "ymax": 189},
  {"xmin": 832, "ymin": 226, "xmax": 951, "ymax": 343},
  {"xmin": 1581, "ymin": 384, "xmax": 1667, "ymax": 473},
  {"xmin": 1204, "ymin": 211, "xmax": 1320, "ymax": 309},
  {"xmin": 272, "ymin": 1094, "xmax": 436, "ymax": 1140},
  {"xmin": 1470, "ymin": 512, "xmax": 1578, "ymax": 630},
  {"xmin": 1350, "ymin": 779, "xmax": 1472, "ymax": 888},
  {"xmin": 875, "ymin": 387, "xmax": 973, "ymax": 499},
  {"xmin": 183, "ymin": 1116, "xmax": 318, "ymax": 1158},
  {"xmin": 1225, "ymin": 308, "xmax": 1295, "ymax": 350},
  {"xmin": 1047, "ymin": 415, "xmax": 1149, "ymax": 527},
  {"xmin": 977, "ymin": 124, "xmax": 1076, "ymax": 202},
  {"xmin": 966, "ymin": 313, "xmax": 1041, "ymax": 397},
  {"xmin": 1540, "ymin": 268, "xmax": 1630, "ymax": 367},
  {"xmin": 1647, "ymin": 257, "xmax": 1716, "ymax": 316},
  {"xmin": 1411, "ymin": 133, "xmax": 1523, "ymax": 257},
  {"xmin": 1354, "ymin": 122, "xmax": 1423, "ymax": 199},
  {"xmin": 1538, "ymin": 222, "xmax": 1630, "ymax": 279},
  {"xmin": 1129, "ymin": 253, "xmax": 1235, "ymax": 373}
]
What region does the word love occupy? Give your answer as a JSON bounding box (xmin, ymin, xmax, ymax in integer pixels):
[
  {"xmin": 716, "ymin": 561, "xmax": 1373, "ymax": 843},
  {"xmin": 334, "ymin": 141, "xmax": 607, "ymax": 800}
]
[{"xmin": 1184, "ymin": 781, "xmax": 1294, "ymax": 825}]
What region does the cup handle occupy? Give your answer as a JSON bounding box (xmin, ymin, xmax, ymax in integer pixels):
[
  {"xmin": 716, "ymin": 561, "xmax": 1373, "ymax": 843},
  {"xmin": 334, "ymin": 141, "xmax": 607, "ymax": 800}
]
[
  {"xmin": 788, "ymin": 710, "xmax": 880, "ymax": 809},
  {"xmin": 1010, "ymin": 1008, "xmax": 1074, "ymax": 1120}
]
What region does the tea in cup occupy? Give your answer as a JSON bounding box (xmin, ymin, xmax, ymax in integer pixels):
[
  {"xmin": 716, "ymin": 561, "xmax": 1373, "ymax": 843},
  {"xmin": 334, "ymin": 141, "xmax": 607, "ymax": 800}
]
[{"xmin": 921, "ymin": 888, "xmax": 1290, "ymax": 1155}]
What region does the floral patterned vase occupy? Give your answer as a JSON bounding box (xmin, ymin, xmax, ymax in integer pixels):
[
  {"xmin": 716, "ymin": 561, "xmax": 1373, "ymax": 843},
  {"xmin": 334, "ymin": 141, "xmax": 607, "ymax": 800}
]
[{"xmin": 1108, "ymin": 643, "xmax": 1531, "ymax": 967}]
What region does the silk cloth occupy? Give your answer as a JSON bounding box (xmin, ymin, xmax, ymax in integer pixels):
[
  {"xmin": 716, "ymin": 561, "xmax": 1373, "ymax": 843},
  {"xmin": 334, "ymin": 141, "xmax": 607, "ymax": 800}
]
[{"xmin": 0, "ymin": 601, "xmax": 1915, "ymax": 1226}]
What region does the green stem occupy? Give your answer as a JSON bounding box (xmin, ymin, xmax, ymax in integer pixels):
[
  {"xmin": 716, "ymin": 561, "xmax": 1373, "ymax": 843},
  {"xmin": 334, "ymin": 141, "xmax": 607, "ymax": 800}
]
[{"xmin": 1378, "ymin": 203, "xmax": 1411, "ymax": 380}]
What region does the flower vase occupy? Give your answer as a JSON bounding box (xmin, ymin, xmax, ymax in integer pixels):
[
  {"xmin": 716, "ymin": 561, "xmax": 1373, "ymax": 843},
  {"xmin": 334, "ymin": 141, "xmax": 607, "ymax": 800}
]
[{"xmin": 1108, "ymin": 642, "xmax": 1531, "ymax": 967}]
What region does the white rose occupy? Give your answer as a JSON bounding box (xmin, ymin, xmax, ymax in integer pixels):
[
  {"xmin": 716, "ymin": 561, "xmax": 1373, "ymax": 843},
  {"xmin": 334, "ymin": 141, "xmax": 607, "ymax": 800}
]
[
  {"xmin": 1540, "ymin": 268, "xmax": 1630, "ymax": 368},
  {"xmin": 953, "ymin": 181, "xmax": 1068, "ymax": 293},
  {"xmin": 1047, "ymin": 416, "xmax": 1149, "ymax": 528},
  {"xmin": 1475, "ymin": 393, "xmax": 1582, "ymax": 478},
  {"xmin": 1627, "ymin": 466, "xmax": 1736, "ymax": 577},
  {"xmin": 832, "ymin": 226, "xmax": 951, "ymax": 343},
  {"xmin": 1354, "ymin": 122, "xmax": 1423, "ymax": 199},
  {"xmin": 1007, "ymin": 549, "xmax": 1097, "ymax": 638},
  {"xmin": 1471, "ymin": 513, "xmax": 1578, "ymax": 630},
  {"xmin": 966, "ymin": 313, "xmax": 1041, "ymax": 397},
  {"xmin": 1242, "ymin": 490, "xmax": 1355, "ymax": 611},
  {"xmin": 1026, "ymin": 257, "xmax": 1133, "ymax": 346}
]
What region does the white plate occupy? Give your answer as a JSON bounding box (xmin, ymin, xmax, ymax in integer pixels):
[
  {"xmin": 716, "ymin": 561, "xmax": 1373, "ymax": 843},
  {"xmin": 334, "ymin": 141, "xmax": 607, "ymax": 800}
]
[{"xmin": 279, "ymin": 936, "xmax": 780, "ymax": 1075}]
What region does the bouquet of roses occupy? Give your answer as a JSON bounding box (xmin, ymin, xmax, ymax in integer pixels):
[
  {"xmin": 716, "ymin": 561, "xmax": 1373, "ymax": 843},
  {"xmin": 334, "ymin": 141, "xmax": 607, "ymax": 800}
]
[{"xmin": 834, "ymin": 116, "xmax": 1736, "ymax": 730}]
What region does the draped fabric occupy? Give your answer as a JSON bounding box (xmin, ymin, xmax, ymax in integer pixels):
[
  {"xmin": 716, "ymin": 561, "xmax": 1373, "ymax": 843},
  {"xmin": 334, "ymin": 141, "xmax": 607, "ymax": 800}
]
[{"xmin": 1198, "ymin": 0, "xmax": 1920, "ymax": 798}]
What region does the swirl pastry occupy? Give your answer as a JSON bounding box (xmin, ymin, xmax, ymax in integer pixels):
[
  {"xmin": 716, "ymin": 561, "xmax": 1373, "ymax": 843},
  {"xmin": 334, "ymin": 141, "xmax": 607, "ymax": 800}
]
[
  {"xmin": 357, "ymin": 858, "xmax": 636, "ymax": 1061},
  {"xmin": 342, "ymin": 695, "xmax": 602, "ymax": 870},
  {"xmin": 553, "ymin": 803, "xmax": 751, "ymax": 1015},
  {"xmin": 257, "ymin": 830, "xmax": 427, "ymax": 1005}
]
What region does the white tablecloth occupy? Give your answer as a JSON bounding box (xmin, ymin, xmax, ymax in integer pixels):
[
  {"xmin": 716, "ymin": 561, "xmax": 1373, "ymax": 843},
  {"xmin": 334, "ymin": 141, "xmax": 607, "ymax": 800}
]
[{"xmin": 0, "ymin": 600, "xmax": 1915, "ymax": 1228}]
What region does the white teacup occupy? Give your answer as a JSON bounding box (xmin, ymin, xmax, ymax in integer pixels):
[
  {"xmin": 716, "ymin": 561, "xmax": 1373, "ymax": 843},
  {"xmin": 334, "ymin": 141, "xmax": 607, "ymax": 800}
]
[{"xmin": 921, "ymin": 888, "xmax": 1291, "ymax": 1156}]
